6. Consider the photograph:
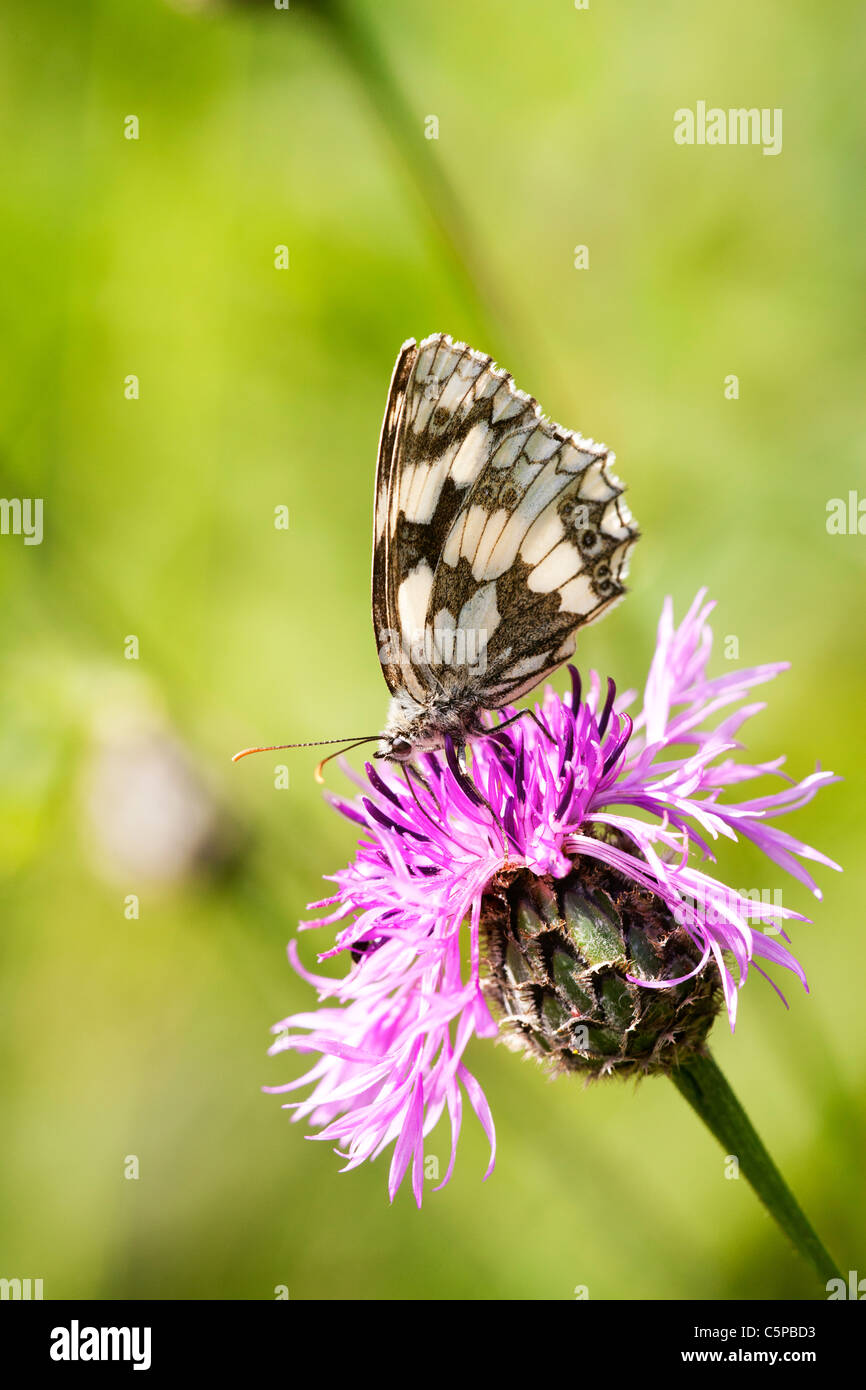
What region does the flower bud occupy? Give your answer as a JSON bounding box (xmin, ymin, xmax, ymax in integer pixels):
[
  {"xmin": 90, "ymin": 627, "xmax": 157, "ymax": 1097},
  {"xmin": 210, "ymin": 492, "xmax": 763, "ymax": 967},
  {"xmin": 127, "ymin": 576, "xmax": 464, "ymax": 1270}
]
[{"xmin": 481, "ymin": 857, "xmax": 721, "ymax": 1078}]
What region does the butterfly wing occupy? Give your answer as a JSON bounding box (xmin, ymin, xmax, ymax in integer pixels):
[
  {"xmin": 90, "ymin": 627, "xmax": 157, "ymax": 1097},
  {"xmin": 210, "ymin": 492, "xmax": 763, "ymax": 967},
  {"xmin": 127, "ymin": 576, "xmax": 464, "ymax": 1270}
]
[
  {"xmin": 428, "ymin": 414, "xmax": 637, "ymax": 710},
  {"xmin": 372, "ymin": 333, "xmax": 638, "ymax": 710},
  {"xmin": 372, "ymin": 335, "xmax": 505, "ymax": 699},
  {"xmin": 372, "ymin": 339, "xmax": 417, "ymax": 696}
]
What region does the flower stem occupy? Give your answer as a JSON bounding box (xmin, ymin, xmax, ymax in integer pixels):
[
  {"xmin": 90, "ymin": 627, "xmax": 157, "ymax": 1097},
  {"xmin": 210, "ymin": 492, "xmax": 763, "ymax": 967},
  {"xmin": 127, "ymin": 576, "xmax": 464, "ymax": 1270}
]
[
  {"xmin": 310, "ymin": 0, "xmax": 543, "ymax": 368},
  {"xmin": 671, "ymin": 1051, "xmax": 841, "ymax": 1288},
  {"xmin": 313, "ymin": 1, "xmax": 504, "ymax": 325}
]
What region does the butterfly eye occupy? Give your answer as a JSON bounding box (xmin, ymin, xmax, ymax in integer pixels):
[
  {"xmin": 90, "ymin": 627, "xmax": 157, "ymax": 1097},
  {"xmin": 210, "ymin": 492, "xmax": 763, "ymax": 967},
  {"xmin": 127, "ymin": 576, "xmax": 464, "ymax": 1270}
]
[{"xmin": 389, "ymin": 737, "xmax": 413, "ymax": 760}]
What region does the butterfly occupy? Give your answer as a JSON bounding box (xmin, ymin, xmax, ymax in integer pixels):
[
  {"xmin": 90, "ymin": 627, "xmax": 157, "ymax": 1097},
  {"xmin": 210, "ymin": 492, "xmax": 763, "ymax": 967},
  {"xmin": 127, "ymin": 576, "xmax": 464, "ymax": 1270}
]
[
  {"xmin": 234, "ymin": 334, "xmax": 638, "ymax": 773},
  {"xmin": 370, "ymin": 333, "xmax": 638, "ymax": 762}
]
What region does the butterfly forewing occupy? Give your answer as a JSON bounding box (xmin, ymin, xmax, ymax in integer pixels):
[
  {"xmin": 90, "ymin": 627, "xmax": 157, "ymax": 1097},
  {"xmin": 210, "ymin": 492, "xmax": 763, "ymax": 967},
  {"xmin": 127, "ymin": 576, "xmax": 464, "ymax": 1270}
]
[
  {"xmin": 373, "ymin": 336, "xmax": 501, "ymax": 698},
  {"xmin": 372, "ymin": 340, "xmax": 417, "ymax": 697}
]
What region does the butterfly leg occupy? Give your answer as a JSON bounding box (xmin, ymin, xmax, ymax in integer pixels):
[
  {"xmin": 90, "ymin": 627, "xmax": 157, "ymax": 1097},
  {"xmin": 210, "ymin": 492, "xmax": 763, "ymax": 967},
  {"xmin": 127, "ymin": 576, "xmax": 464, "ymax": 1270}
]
[
  {"xmin": 482, "ymin": 707, "xmax": 556, "ymax": 745},
  {"xmin": 525, "ymin": 709, "xmax": 556, "ymax": 744}
]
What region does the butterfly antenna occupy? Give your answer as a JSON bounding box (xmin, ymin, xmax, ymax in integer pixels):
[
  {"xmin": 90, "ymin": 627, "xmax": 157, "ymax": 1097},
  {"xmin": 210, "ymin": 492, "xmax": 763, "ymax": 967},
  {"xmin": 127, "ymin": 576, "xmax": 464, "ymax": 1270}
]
[
  {"xmin": 232, "ymin": 734, "xmax": 379, "ymax": 777},
  {"xmin": 313, "ymin": 736, "xmax": 382, "ymax": 783}
]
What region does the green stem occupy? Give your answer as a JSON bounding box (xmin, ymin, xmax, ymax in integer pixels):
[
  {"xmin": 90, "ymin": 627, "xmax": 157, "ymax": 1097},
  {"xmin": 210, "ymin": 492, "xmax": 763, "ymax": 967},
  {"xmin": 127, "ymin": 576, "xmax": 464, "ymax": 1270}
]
[
  {"xmin": 671, "ymin": 1051, "xmax": 841, "ymax": 1288},
  {"xmin": 312, "ymin": 0, "xmax": 523, "ymax": 353}
]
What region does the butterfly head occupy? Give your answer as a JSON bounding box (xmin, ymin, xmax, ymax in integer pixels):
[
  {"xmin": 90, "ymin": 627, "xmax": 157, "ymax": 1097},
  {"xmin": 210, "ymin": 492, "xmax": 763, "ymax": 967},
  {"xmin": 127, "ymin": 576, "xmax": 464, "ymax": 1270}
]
[{"xmin": 376, "ymin": 689, "xmax": 485, "ymax": 763}]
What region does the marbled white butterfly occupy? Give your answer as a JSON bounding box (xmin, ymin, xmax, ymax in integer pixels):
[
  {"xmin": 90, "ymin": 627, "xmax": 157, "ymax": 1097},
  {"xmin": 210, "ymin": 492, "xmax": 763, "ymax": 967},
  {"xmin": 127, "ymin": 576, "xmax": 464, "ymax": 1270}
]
[{"xmin": 234, "ymin": 334, "xmax": 638, "ymax": 772}]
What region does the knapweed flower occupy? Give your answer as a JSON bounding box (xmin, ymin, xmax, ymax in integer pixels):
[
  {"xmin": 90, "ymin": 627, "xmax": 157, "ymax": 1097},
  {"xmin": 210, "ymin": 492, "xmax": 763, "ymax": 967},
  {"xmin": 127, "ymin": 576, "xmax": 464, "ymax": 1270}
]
[{"xmin": 267, "ymin": 590, "xmax": 840, "ymax": 1204}]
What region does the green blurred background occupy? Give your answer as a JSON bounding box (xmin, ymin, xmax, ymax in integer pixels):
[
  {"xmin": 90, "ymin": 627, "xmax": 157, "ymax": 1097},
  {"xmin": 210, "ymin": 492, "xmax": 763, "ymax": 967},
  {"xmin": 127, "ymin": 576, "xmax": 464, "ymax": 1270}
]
[{"xmin": 1, "ymin": 0, "xmax": 864, "ymax": 1300}]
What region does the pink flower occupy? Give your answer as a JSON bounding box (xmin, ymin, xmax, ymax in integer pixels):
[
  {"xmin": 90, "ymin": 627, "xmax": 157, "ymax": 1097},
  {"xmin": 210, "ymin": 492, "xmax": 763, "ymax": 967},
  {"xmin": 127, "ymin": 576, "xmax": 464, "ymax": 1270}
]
[{"xmin": 266, "ymin": 590, "xmax": 840, "ymax": 1204}]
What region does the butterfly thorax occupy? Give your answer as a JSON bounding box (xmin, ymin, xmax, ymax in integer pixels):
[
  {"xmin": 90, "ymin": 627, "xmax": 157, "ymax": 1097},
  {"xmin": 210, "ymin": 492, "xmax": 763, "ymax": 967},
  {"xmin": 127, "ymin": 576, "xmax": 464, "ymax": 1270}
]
[{"xmin": 378, "ymin": 688, "xmax": 487, "ymax": 762}]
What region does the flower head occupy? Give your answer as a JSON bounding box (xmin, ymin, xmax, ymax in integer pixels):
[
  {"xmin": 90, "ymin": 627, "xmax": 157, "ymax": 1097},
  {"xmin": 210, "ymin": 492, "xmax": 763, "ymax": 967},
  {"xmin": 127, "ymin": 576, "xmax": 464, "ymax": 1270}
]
[{"xmin": 267, "ymin": 590, "xmax": 840, "ymax": 1204}]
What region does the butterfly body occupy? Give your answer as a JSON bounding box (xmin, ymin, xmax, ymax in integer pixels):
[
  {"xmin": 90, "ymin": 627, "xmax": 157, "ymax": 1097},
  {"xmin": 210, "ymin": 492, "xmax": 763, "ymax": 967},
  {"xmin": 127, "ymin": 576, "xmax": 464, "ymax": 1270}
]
[
  {"xmin": 372, "ymin": 334, "xmax": 639, "ymax": 763},
  {"xmin": 380, "ymin": 687, "xmax": 488, "ymax": 762}
]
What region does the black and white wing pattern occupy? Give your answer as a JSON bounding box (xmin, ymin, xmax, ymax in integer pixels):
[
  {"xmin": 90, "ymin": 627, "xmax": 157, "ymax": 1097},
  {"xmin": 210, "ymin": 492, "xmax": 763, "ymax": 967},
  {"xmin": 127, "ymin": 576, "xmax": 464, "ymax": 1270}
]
[{"xmin": 372, "ymin": 333, "xmax": 638, "ymax": 726}]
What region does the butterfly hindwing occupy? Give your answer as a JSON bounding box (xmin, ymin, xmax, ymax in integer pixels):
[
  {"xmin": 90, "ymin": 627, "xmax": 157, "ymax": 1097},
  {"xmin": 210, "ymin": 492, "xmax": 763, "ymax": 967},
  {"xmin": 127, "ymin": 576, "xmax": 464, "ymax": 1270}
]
[{"xmin": 429, "ymin": 431, "xmax": 636, "ymax": 707}]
